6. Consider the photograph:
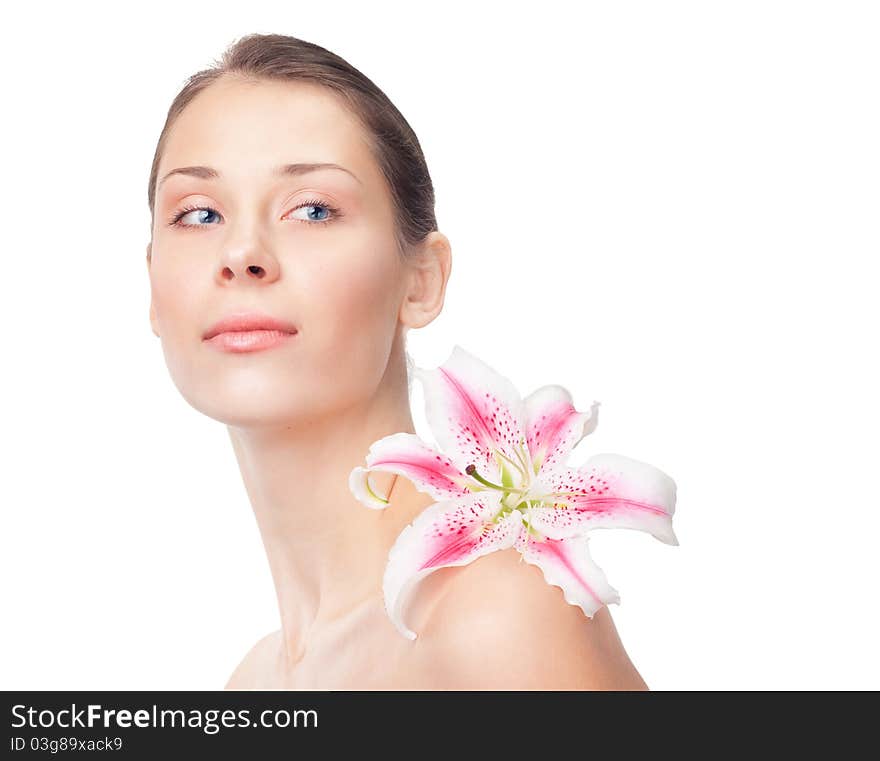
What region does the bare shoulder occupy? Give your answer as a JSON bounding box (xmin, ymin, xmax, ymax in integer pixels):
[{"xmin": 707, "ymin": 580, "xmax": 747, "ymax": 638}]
[
  {"xmin": 416, "ymin": 549, "xmax": 649, "ymax": 690},
  {"xmin": 224, "ymin": 630, "xmax": 280, "ymax": 690}
]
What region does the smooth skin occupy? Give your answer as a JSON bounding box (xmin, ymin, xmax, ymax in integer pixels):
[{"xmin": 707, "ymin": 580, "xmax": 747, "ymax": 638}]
[{"xmin": 147, "ymin": 74, "xmax": 647, "ymax": 690}]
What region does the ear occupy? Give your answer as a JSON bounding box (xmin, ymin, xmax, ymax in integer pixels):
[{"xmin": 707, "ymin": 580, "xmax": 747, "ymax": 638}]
[
  {"xmin": 146, "ymin": 242, "xmax": 160, "ymax": 338},
  {"xmin": 399, "ymin": 231, "xmax": 452, "ymax": 330}
]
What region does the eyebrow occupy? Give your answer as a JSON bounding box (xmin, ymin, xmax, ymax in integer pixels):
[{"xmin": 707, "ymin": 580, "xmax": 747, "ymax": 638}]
[{"xmin": 158, "ymin": 162, "xmax": 362, "ymax": 188}]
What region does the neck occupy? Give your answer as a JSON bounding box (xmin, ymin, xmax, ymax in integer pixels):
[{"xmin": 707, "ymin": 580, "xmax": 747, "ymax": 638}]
[{"xmin": 226, "ymin": 359, "xmax": 432, "ymax": 669}]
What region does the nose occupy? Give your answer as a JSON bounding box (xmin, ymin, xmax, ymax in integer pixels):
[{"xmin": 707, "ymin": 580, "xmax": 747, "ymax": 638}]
[
  {"xmin": 222, "ymin": 262, "xmax": 269, "ymax": 280},
  {"xmin": 216, "ymin": 242, "xmax": 281, "ymax": 284}
]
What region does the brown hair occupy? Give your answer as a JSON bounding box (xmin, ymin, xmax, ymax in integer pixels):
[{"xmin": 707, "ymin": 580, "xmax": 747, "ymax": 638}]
[{"xmin": 147, "ymin": 33, "xmax": 438, "ymax": 258}]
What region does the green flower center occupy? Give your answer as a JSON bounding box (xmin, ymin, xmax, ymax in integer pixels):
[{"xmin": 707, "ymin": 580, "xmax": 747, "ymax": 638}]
[{"xmin": 465, "ymin": 436, "xmax": 546, "ymax": 535}]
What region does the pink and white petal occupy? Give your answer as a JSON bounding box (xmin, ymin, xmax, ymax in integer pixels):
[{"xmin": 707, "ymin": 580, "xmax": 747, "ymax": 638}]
[
  {"xmin": 529, "ymin": 453, "xmax": 678, "ymax": 545},
  {"xmin": 349, "ymin": 466, "xmax": 397, "ymax": 509},
  {"xmin": 361, "ymin": 432, "xmax": 471, "ymax": 502},
  {"xmin": 514, "ymin": 531, "xmax": 621, "ymax": 618},
  {"xmin": 523, "ymin": 384, "xmax": 600, "ymax": 473},
  {"xmin": 413, "ymin": 346, "xmax": 526, "ymax": 484},
  {"xmin": 383, "ymin": 491, "xmax": 523, "ymax": 640}
]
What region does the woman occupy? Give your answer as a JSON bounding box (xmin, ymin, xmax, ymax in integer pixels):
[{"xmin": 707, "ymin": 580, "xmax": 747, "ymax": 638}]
[{"xmin": 146, "ymin": 33, "xmax": 648, "ymax": 690}]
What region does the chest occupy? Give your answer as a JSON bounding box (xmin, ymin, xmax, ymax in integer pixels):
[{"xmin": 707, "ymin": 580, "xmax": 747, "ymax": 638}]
[{"xmin": 246, "ymin": 633, "xmax": 430, "ymax": 690}]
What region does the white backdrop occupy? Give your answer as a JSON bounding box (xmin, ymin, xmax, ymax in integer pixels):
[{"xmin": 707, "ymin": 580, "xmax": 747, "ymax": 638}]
[{"xmin": 1, "ymin": 0, "xmax": 877, "ymax": 690}]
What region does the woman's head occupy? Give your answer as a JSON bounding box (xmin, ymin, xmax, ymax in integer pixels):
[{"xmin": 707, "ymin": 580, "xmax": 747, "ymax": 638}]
[{"xmin": 146, "ymin": 34, "xmax": 451, "ymax": 428}]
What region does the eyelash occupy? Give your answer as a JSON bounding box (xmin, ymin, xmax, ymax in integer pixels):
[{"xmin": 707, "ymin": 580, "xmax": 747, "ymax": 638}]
[{"xmin": 167, "ymin": 197, "xmax": 342, "ymax": 230}]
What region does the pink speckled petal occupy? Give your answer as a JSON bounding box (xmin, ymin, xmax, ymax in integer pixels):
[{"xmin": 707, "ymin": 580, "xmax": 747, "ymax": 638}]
[
  {"xmin": 348, "ymin": 466, "xmax": 396, "ymax": 509},
  {"xmin": 529, "ymin": 453, "xmax": 678, "ymax": 545},
  {"xmin": 514, "ymin": 531, "xmax": 620, "ymax": 618},
  {"xmin": 350, "ymin": 432, "xmax": 471, "ymax": 508},
  {"xmin": 413, "ymin": 346, "xmax": 526, "ymax": 484},
  {"xmin": 382, "ymin": 491, "xmax": 523, "ymax": 640},
  {"xmin": 523, "ymin": 384, "xmax": 600, "ymax": 474}
]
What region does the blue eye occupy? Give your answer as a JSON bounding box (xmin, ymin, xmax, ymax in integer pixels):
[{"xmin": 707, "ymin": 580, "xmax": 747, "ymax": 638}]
[
  {"xmin": 168, "ymin": 198, "xmax": 342, "ymax": 230},
  {"xmin": 293, "ymin": 203, "xmax": 332, "ymax": 223},
  {"xmin": 173, "ymin": 207, "xmax": 221, "ymax": 227}
]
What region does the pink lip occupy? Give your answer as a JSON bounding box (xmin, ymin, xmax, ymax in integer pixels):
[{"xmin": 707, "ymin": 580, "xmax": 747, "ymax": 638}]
[
  {"xmin": 203, "ymin": 311, "xmax": 299, "ymax": 353},
  {"xmin": 205, "ymin": 329, "xmax": 297, "ymax": 353}
]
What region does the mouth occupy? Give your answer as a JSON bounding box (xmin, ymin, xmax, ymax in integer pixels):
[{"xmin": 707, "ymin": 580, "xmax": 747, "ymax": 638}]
[
  {"xmin": 204, "ymin": 328, "xmax": 298, "ymax": 353},
  {"xmin": 203, "ymin": 312, "xmax": 299, "ymax": 340},
  {"xmin": 203, "ymin": 311, "xmax": 299, "ymax": 353}
]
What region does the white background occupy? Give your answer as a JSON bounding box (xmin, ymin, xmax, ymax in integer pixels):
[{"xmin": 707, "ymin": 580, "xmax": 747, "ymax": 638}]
[{"xmin": 1, "ymin": 0, "xmax": 877, "ymax": 690}]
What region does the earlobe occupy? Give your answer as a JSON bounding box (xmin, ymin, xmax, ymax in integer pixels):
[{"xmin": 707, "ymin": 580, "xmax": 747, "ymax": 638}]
[
  {"xmin": 146, "ymin": 242, "xmax": 159, "ymax": 338},
  {"xmin": 148, "ymin": 296, "xmax": 161, "ymax": 338},
  {"xmin": 149, "ymin": 302, "xmax": 160, "ymax": 338}
]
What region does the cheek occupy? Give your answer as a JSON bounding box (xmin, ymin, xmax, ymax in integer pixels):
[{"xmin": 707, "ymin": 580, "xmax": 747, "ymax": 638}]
[
  {"xmin": 149, "ymin": 253, "xmax": 204, "ymax": 339},
  {"xmin": 330, "ymin": 261, "xmax": 391, "ymax": 327},
  {"xmin": 305, "ymin": 246, "xmax": 401, "ymax": 376}
]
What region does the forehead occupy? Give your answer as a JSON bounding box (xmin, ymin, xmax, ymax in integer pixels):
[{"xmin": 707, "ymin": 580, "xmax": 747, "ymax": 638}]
[{"xmin": 158, "ymin": 76, "xmax": 376, "ymax": 188}]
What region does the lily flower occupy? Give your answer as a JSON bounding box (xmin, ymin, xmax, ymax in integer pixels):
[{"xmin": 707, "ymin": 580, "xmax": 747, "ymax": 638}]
[{"xmin": 349, "ymin": 345, "xmax": 678, "ymax": 640}]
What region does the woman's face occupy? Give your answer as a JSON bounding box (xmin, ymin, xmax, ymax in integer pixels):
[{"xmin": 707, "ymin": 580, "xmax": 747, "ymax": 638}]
[{"xmin": 147, "ymin": 76, "xmax": 410, "ymax": 427}]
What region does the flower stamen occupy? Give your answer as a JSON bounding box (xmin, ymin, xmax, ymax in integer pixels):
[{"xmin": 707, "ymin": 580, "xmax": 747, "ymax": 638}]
[
  {"xmin": 465, "ymin": 464, "xmax": 505, "ymax": 490},
  {"xmin": 494, "ymin": 448, "xmax": 527, "ymax": 482}
]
